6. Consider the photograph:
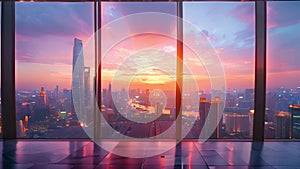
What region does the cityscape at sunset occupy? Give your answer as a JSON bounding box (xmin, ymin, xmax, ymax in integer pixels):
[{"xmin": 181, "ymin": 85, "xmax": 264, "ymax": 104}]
[
  {"xmin": 1, "ymin": 1, "xmax": 300, "ymax": 168},
  {"xmin": 1, "ymin": 2, "xmax": 296, "ymax": 140}
]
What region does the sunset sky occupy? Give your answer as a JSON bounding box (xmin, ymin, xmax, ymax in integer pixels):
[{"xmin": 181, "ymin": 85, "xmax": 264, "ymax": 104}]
[{"xmin": 13, "ymin": 2, "xmax": 300, "ymax": 91}]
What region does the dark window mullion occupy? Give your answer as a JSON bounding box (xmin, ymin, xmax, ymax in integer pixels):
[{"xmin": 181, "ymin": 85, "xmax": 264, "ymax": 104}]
[
  {"xmin": 253, "ymin": 0, "xmax": 267, "ymax": 142},
  {"xmin": 176, "ymin": 0, "xmax": 183, "ymax": 141},
  {"xmin": 95, "ymin": 0, "xmax": 101, "ymax": 141},
  {"xmin": 1, "ymin": 1, "xmax": 17, "ymax": 140}
]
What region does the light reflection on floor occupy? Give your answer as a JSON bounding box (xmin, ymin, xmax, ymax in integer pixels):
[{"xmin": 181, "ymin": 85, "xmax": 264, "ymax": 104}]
[{"xmin": 1, "ymin": 141, "xmax": 300, "ymax": 169}]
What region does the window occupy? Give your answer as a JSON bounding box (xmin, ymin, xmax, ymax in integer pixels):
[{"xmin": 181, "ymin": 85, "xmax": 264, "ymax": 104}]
[
  {"xmin": 183, "ymin": 2, "xmax": 255, "ymax": 139},
  {"xmin": 265, "ymin": 1, "xmax": 300, "ymax": 139},
  {"xmin": 15, "ymin": 2, "xmax": 94, "ymax": 138},
  {"xmin": 100, "ymin": 2, "xmax": 178, "ymax": 139}
]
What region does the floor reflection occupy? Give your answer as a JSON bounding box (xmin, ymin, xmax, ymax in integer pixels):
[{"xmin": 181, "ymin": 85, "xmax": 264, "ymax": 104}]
[{"xmin": 1, "ymin": 140, "xmax": 300, "ymax": 169}]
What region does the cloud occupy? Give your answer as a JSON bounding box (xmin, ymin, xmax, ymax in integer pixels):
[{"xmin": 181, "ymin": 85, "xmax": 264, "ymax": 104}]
[
  {"xmin": 16, "ymin": 2, "xmax": 93, "ymax": 38},
  {"xmin": 267, "ymin": 2, "xmax": 300, "ymax": 29},
  {"xmin": 229, "ymin": 3, "xmax": 255, "ymax": 49},
  {"xmin": 101, "ymin": 3, "xmax": 177, "ymax": 36},
  {"xmin": 15, "ymin": 2, "xmax": 95, "ymax": 70},
  {"xmin": 229, "ymin": 3, "xmax": 254, "ymax": 25},
  {"xmin": 16, "ymin": 35, "xmax": 75, "ymax": 65},
  {"xmin": 102, "ymin": 2, "xmax": 177, "ymax": 24}
]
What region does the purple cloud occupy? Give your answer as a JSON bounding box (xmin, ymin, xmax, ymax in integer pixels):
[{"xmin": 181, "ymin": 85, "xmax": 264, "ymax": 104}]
[
  {"xmin": 16, "ymin": 2, "xmax": 93, "ymax": 38},
  {"xmin": 268, "ymin": 2, "xmax": 300, "ymax": 28},
  {"xmin": 229, "ymin": 3, "xmax": 255, "ymax": 49}
]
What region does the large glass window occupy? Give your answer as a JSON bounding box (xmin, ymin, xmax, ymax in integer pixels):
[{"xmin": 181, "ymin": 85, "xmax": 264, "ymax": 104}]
[
  {"xmin": 8, "ymin": 1, "xmax": 300, "ymax": 141},
  {"xmin": 98, "ymin": 2, "xmax": 255, "ymax": 140},
  {"xmin": 100, "ymin": 2, "xmax": 178, "ymax": 139},
  {"xmin": 15, "ymin": 2, "xmax": 94, "ymax": 138},
  {"xmin": 265, "ymin": 1, "xmax": 300, "ymax": 139},
  {"xmin": 183, "ymin": 2, "xmax": 255, "ymax": 139}
]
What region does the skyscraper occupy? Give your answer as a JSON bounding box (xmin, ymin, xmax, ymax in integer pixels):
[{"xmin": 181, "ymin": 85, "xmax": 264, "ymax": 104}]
[
  {"xmin": 73, "ymin": 38, "xmax": 84, "ymax": 72},
  {"xmin": 289, "ymin": 104, "xmax": 300, "ymax": 138},
  {"xmin": 105, "ymin": 82, "xmax": 113, "ymax": 108},
  {"xmin": 249, "ymin": 109, "xmax": 254, "ymax": 137},
  {"xmin": 145, "ymin": 89, "xmax": 150, "ymax": 106},
  {"xmin": 38, "ymin": 87, "xmax": 47, "ymax": 106},
  {"xmin": 54, "ymin": 85, "xmax": 59, "ymax": 99},
  {"xmin": 84, "ymin": 67, "xmax": 91, "ymax": 106},
  {"xmin": 199, "ymin": 98, "xmax": 210, "ymax": 130},
  {"xmin": 199, "ymin": 97, "xmax": 223, "ymax": 138},
  {"xmin": 149, "ymin": 89, "xmax": 166, "ymax": 115},
  {"xmin": 210, "ymin": 97, "xmax": 223, "ymax": 138},
  {"xmin": 274, "ymin": 111, "xmax": 291, "ymax": 139},
  {"xmin": 72, "ymin": 38, "xmax": 85, "ymax": 122},
  {"xmin": 223, "ymin": 112, "xmax": 249, "ymax": 136},
  {"xmin": 245, "ymin": 89, "xmax": 254, "ymax": 101}
]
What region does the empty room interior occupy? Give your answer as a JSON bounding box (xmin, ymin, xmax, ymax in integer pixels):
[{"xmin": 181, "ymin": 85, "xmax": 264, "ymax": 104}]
[{"xmin": 1, "ymin": 0, "xmax": 300, "ymax": 169}]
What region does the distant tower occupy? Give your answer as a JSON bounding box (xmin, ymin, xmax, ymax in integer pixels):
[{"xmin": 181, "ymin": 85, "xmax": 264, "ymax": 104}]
[
  {"xmin": 84, "ymin": 67, "xmax": 91, "ymax": 106},
  {"xmin": 199, "ymin": 97, "xmax": 223, "ymax": 138},
  {"xmin": 274, "ymin": 111, "xmax": 291, "ymax": 139},
  {"xmin": 105, "ymin": 82, "xmax": 113, "ymax": 108},
  {"xmin": 103, "ymin": 88, "xmax": 107, "ymax": 106},
  {"xmin": 289, "ymin": 105, "xmax": 300, "ymax": 138},
  {"xmin": 245, "ymin": 89, "xmax": 254, "ymax": 101},
  {"xmin": 145, "ymin": 89, "xmax": 150, "ymax": 106},
  {"xmin": 149, "ymin": 90, "xmax": 166, "ymax": 115},
  {"xmin": 72, "ymin": 38, "xmax": 85, "ymax": 117},
  {"xmin": 210, "ymin": 97, "xmax": 223, "ymax": 139},
  {"xmin": 249, "ymin": 109, "xmax": 255, "ymax": 137},
  {"xmin": 38, "ymin": 87, "xmax": 47, "ymax": 106},
  {"xmin": 199, "ymin": 97, "xmax": 210, "ymax": 130},
  {"xmin": 54, "ymin": 85, "xmax": 59, "ymax": 99}
]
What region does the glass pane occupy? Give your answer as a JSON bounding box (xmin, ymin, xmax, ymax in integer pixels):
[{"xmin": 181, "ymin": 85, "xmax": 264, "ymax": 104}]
[
  {"xmin": 183, "ymin": 2, "xmax": 255, "ymax": 139},
  {"xmin": 100, "ymin": 2, "xmax": 177, "ymax": 139},
  {"xmin": 266, "ymin": 2, "xmax": 300, "ymax": 139},
  {"xmin": 15, "ymin": 2, "xmax": 94, "ymax": 138}
]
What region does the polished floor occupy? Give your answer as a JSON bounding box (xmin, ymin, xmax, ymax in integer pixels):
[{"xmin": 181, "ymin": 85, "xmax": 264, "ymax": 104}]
[{"xmin": 1, "ymin": 140, "xmax": 300, "ymax": 169}]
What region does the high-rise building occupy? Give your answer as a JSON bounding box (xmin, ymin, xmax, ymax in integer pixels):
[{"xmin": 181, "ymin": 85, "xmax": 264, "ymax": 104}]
[
  {"xmin": 38, "ymin": 87, "xmax": 47, "ymax": 106},
  {"xmin": 84, "ymin": 67, "xmax": 91, "ymax": 106},
  {"xmin": 102, "ymin": 88, "xmax": 107, "ymax": 106},
  {"xmin": 266, "ymin": 92, "xmax": 278, "ymax": 112},
  {"xmin": 105, "ymin": 82, "xmax": 113, "ymax": 108},
  {"xmin": 199, "ymin": 97, "xmax": 223, "ymax": 139},
  {"xmin": 289, "ymin": 105, "xmax": 300, "ymax": 138},
  {"xmin": 274, "ymin": 111, "xmax": 291, "ymax": 139},
  {"xmin": 72, "ymin": 38, "xmax": 85, "ymax": 120},
  {"xmin": 296, "ymin": 87, "xmax": 300, "ymax": 105},
  {"xmin": 249, "ymin": 109, "xmax": 254, "ymax": 137},
  {"xmin": 225, "ymin": 93, "xmax": 236, "ymax": 108},
  {"xmin": 54, "ymin": 85, "xmax": 59, "ymax": 99},
  {"xmin": 224, "ymin": 112, "xmax": 249, "ymax": 136},
  {"xmin": 149, "ymin": 89, "xmax": 166, "ymax": 115},
  {"xmin": 145, "ymin": 89, "xmax": 150, "ymax": 106},
  {"xmin": 72, "ymin": 38, "xmax": 84, "ymax": 72},
  {"xmin": 210, "ymin": 97, "xmax": 223, "ymax": 138},
  {"xmin": 245, "ymin": 89, "xmax": 254, "ymax": 101},
  {"xmin": 199, "ymin": 98, "xmax": 210, "ymax": 130}
]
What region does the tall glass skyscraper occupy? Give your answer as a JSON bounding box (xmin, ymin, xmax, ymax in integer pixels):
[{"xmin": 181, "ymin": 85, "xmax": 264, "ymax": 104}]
[{"xmin": 72, "ymin": 38, "xmax": 85, "ymax": 125}]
